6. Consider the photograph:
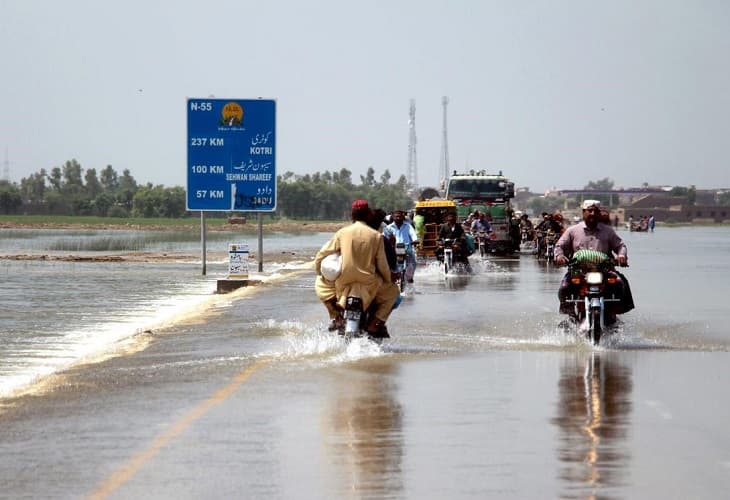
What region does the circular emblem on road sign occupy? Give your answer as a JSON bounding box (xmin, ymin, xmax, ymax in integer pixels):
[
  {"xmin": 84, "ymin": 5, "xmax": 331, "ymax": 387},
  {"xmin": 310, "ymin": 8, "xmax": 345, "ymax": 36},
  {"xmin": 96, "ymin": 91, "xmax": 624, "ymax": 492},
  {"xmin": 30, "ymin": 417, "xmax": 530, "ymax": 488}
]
[{"xmin": 221, "ymin": 102, "xmax": 243, "ymax": 126}]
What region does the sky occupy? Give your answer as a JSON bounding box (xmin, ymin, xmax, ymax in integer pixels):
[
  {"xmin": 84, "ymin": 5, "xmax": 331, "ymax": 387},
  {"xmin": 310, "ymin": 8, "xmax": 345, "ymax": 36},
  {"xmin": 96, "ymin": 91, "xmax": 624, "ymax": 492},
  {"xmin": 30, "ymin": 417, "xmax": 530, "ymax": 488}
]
[{"xmin": 2, "ymin": 0, "xmax": 729, "ymax": 194}]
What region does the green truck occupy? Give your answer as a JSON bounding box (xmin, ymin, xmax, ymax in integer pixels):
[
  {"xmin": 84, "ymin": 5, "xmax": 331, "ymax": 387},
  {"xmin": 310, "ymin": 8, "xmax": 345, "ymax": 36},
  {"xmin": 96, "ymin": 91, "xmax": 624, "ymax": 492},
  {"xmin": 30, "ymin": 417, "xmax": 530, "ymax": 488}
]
[{"xmin": 444, "ymin": 170, "xmax": 519, "ymax": 254}]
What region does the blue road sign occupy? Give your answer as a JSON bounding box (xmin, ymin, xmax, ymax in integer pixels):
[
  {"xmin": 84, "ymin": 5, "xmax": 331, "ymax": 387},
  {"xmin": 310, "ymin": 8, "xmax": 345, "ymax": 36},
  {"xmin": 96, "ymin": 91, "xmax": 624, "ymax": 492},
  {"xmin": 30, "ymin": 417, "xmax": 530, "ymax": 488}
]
[{"xmin": 187, "ymin": 98, "xmax": 276, "ymax": 211}]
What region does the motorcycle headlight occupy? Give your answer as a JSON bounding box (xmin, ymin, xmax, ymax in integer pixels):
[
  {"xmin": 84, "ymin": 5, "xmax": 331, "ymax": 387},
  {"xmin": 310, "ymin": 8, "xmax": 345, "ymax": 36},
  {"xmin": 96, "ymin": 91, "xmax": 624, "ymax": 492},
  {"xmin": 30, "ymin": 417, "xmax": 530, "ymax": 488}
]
[{"xmin": 585, "ymin": 272, "xmax": 603, "ymax": 285}]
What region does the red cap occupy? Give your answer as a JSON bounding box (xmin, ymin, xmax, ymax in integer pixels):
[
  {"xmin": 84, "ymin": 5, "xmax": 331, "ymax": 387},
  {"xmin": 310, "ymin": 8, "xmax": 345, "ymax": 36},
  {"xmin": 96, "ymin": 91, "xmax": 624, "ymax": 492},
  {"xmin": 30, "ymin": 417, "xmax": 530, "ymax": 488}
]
[{"xmin": 352, "ymin": 199, "xmax": 369, "ymax": 210}]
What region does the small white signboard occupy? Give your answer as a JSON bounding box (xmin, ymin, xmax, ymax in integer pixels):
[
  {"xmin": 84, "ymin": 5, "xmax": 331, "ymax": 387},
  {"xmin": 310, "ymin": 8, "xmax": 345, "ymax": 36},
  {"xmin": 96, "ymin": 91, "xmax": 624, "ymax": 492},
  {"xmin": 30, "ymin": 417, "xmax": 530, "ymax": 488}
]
[{"xmin": 228, "ymin": 243, "xmax": 249, "ymax": 279}]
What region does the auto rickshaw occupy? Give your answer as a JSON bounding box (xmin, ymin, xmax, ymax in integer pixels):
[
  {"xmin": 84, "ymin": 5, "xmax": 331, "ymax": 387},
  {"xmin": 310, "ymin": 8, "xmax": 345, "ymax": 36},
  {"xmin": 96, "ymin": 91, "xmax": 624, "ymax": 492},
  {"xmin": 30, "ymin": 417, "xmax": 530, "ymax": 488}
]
[{"xmin": 413, "ymin": 199, "xmax": 457, "ymax": 259}]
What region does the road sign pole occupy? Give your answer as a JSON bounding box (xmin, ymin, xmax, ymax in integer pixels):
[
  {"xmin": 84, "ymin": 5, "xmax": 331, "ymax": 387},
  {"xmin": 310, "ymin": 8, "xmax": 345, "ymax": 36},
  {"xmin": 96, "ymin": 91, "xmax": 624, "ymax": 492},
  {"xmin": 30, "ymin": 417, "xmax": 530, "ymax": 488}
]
[
  {"xmin": 257, "ymin": 213, "xmax": 263, "ymax": 272},
  {"xmin": 200, "ymin": 211, "xmax": 207, "ymax": 275}
]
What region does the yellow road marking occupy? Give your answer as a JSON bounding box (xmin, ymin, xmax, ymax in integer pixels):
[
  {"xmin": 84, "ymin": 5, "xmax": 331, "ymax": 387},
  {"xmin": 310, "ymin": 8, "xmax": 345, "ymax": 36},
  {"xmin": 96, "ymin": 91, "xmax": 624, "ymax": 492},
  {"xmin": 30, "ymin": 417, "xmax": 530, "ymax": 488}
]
[{"xmin": 88, "ymin": 359, "xmax": 269, "ymax": 499}]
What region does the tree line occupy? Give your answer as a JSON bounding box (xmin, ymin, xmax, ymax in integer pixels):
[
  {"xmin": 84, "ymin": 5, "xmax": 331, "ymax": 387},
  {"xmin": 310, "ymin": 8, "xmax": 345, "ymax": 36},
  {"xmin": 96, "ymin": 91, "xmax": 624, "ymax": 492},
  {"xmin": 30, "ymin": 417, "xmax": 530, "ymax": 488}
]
[
  {"xmin": 0, "ymin": 160, "xmax": 415, "ymax": 219},
  {"xmin": 2, "ymin": 162, "xmax": 710, "ymax": 219}
]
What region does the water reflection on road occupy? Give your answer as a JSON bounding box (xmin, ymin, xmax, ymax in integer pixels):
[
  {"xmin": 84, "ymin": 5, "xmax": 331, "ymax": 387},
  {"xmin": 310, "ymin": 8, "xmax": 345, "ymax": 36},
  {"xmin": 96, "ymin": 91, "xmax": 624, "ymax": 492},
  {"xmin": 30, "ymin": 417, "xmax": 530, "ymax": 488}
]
[
  {"xmin": 325, "ymin": 360, "xmax": 404, "ymax": 497},
  {"xmin": 553, "ymin": 352, "xmax": 633, "ymax": 499}
]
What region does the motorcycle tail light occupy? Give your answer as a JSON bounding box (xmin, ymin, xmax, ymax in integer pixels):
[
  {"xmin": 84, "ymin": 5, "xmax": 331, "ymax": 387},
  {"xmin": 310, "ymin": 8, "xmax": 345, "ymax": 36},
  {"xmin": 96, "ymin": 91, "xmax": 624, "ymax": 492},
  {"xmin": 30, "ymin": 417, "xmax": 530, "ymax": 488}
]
[
  {"xmin": 585, "ymin": 272, "xmax": 603, "ymax": 285},
  {"xmin": 606, "ymin": 276, "xmax": 617, "ymax": 284},
  {"xmin": 570, "ymin": 277, "xmax": 582, "ymax": 285}
]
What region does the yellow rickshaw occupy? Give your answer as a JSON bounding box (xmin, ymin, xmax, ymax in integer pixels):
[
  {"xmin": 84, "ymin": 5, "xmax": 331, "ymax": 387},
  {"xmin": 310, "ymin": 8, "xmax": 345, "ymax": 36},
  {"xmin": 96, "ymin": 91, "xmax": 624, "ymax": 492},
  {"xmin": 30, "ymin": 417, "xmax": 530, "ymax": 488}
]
[{"xmin": 413, "ymin": 199, "xmax": 457, "ymax": 259}]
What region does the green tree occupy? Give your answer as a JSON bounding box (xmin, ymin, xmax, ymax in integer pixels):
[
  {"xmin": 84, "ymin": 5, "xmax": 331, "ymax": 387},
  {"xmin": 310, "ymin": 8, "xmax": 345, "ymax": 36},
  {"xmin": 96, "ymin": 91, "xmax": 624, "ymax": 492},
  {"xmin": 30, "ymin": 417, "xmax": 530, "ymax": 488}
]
[
  {"xmin": 360, "ymin": 167, "xmax": 376, "ymax": 187},
  {"xmin": 132, "ymin": 184, "xmax": 186, "ymax": 218},
  {"xmin": 161, "ymin": 186, "xmax": 186, "ymax": 217},
  {"xmin": 0, "ymin": 181, "xmax": 23, "ymax": 214},
  {"xmin": 380, "ymin": 169, "xmax": 391, "ymax": 185},
  {"xmin": 19, "ymin": 169, "xmax": 47, "ymax": 203},
  {"xmin": 84, "ymin": 168, "xmax": 102, "ymax": 199},
  {"xmin": 100, "ymin": 165, "xmax": 119, "ymax": 192},
  {"xmin": 44, "ymin": 191, "xmax": 70, "ymax": 214},
  {"xmin": 62, "ymin": 159, "xmax": 84, "ymax": 195},
  {"xmin": 336, "ymin": 168, "xmax": 353, "ymax": 187},
  {"xmin": 48, "ymin": 167, "xmax": 62, "ymax": 192},
  {"xmin": 117, "ymin": 169, "xmax": 138, "ymax": 210},
  {"xmin": 92, "ymin": 192, "xmax": 114, "ymax": 216}
]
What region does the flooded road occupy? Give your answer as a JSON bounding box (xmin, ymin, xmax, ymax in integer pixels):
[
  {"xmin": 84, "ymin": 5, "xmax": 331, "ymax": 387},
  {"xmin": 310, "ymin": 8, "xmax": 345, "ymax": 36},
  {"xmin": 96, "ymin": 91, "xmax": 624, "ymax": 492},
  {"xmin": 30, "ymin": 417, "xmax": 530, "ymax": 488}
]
[{"xmin": 0, "ymin": 226, "xmax": 729, "ymax": 498}]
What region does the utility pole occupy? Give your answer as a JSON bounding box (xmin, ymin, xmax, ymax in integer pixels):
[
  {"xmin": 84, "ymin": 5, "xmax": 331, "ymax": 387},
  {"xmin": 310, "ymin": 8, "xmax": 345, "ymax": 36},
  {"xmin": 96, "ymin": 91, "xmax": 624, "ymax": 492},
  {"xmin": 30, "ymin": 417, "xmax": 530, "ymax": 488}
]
[
  {"xmin": 439, "ymin": 96, "xmax": 450, "ymax": 190},
  {"xmin": 407, "ymin": 99, "xmax": 418, "ymax": 190}
]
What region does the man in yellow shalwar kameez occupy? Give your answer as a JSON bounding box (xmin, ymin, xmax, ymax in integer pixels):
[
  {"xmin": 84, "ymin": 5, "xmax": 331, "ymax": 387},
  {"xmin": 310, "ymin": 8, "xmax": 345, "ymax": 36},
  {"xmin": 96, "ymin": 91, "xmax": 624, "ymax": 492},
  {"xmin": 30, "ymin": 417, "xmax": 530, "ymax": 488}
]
[{"xmin": 314, "ymin": 199, "xmax": 399, "ymax": 336}]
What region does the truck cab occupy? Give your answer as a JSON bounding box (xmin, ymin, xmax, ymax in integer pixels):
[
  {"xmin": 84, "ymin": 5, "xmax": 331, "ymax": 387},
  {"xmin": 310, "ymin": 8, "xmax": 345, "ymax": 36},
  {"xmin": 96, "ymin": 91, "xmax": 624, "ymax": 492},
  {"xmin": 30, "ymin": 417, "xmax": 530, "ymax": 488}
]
[{"xmin": 444, "ymin": 170, "xmax": 519, "ymax": 254}]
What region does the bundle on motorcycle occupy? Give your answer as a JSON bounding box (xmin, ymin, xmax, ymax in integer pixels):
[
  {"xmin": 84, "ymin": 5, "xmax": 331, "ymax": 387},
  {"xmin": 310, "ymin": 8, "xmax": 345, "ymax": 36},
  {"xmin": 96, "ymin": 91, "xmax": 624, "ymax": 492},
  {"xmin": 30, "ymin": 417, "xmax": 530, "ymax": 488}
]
[{"xmin": 561, "ymin": 249, "xmax": 627, "ymax": 344}]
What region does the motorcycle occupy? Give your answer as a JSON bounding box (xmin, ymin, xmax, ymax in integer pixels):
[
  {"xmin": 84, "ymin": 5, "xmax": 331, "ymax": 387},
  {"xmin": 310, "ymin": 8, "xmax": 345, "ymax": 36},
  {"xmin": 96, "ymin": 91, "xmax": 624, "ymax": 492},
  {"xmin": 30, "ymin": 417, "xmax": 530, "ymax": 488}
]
[
  {"xmin": 340, "ymin": 295, "xmax": 390, "ymax": 342},
  {"xmin": 476, "ymin": 231, "xmax": 488, "ymax": 259},
  {"xmin": 537, "ymin": 229, "xmax": 557, "ymax": 262},
  {"xmin": 519, "ymin": 227, "xmax": 536, "ymax": 254},
  {"xmin": 438, "ymin": 238, "xmax": 471, "ymax": 276},
  {"xmin": 395, "ymin": 242, "xmax": 408, "ymax": 292},
  {"xmin": 441, "ymin": 238, "xmax": 454, "ymax": 275},
  {"xmin": 521, "ymin": 227, "xmax": 530, "ymax": 245},
  {"xmin": 562, "ymin": 249, "xmax": 626, "ymax": 345}
]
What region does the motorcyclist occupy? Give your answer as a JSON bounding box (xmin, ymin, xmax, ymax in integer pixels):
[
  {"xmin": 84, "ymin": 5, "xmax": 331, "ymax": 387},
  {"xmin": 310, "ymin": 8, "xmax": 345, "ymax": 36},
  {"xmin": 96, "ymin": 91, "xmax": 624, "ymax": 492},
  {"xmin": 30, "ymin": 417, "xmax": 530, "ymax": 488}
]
[
  {"xmin": 470, "ymin": 210, "xmax": 492, "ymax": 234},
  {"xmin": 554, "ymin": 199, "xmax": 634, "ymax": 322},
  {"xmin": 470, "ymin": 210, "xmax": 491, "ymax": 253},
  {"xmin": 536, "ymin": 212, "xmax": 563, "ymax": 234},
  {"xmin": 535, "ymin": 212, "xmax": 562, "ymax": 256},
  {"xmin": 384, "ymin": 209, "xmax": 419, "ymax": 290},
  {"xmin": 519, "ymin": 213, "xmax": 535, "ymax": 241},
  {"xmin": 435, "ymin": 211, "xmax": 469, "ymax": 264},
  {"xmin": 314, "ymin": 200, "xmax": 399, "ymax": 337}
]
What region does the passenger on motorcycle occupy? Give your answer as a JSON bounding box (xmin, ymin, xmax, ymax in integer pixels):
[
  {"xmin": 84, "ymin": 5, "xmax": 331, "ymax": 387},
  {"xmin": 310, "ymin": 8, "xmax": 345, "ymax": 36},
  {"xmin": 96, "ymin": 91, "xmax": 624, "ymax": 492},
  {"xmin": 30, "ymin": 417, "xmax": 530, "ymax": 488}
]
[
  {"xmin": 370, "ymin": 209, "xmax": 400, "ymax": 280},
  {"xmin": 554, "ymin": 200, "xmax": 635, "ymax": 321},
  {"xmin": 384, "ymin": 209, "xmax": 419, "ymax": 289},
  {"xmin": 314, "ymin": 200, "xmax": 399, "ymax": 336},
  {"xmin": 435, "ymin": 212, "xmax": 470, "ymax": 264},
  {"xmin": 552, "ymin": 212, "xmax": 566, "ymax": 234}
]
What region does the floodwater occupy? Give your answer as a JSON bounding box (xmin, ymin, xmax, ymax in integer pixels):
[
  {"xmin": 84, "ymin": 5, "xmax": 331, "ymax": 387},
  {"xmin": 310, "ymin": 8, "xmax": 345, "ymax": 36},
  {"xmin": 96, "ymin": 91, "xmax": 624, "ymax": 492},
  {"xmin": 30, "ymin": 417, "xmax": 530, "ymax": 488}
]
[{"xmin": 0, "ymin": 225, "xmax": 728, "ymax": 499}]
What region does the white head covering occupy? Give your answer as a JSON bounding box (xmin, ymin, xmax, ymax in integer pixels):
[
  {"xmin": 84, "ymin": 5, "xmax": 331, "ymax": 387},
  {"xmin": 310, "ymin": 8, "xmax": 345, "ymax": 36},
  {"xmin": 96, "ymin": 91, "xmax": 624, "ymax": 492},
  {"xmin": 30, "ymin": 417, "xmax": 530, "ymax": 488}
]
[{"xmin": 582, "ymin": 199, "xmax": 601, "ymax": 210}]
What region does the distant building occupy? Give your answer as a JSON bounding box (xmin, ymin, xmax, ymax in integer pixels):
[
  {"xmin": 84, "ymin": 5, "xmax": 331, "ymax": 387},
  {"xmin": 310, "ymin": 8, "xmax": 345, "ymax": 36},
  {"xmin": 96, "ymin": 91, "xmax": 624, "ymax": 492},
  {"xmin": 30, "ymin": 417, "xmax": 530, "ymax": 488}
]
[{"xmin": 624, "ymin": 192, "xmax": 730, "ymax": 223}]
